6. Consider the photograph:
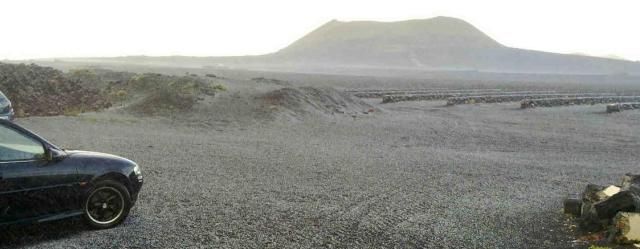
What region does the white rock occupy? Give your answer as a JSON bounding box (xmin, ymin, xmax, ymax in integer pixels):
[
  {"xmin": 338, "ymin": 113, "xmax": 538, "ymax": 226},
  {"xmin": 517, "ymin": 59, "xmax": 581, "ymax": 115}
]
[
  {"xmin": 613, "ymin": 212, "xmax": 640, "ymax": 244},
  {"xmin": 596, "ymin": 185, "xmax": 621, "ymax": 200}
]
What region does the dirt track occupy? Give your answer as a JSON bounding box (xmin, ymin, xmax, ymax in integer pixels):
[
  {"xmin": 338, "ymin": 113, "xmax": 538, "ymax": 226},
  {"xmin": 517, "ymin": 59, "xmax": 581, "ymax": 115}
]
[{"xmin": 2, "ymin": 92, "xmax": 639, "ymax": 248}]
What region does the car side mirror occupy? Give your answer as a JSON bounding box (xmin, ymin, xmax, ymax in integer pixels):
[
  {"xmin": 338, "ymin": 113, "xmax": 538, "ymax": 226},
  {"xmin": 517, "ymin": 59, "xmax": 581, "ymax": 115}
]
[
  {"xmin": 45, "ymin": 146, "xmax": 66, "ymax": 162},
  {"xmin": 45, "ymin": 148, "xmax": 53, "ymax": 161}
]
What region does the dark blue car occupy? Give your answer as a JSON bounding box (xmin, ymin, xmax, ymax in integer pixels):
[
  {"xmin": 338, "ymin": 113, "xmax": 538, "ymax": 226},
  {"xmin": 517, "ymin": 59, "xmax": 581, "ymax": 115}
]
[
  {"xmin": 0, "ymin": 119, "xmax": 143, "ymax": 229},
  {"xmin": 0, "ymin": 91, "xmax": 15, "ymax": 121}
]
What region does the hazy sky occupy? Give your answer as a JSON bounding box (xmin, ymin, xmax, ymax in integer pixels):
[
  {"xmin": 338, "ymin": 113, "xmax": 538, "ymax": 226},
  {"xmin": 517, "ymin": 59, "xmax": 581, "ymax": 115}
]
[{"xmin": 1, "ymin": 0, "xmax": 638, "ymax": 61}]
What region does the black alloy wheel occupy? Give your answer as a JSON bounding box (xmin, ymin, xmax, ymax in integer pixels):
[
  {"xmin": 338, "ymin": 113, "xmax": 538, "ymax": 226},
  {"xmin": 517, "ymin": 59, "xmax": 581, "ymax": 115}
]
[{"xmin": 83, "ymin": 180, "xmax": 131, "ymax": 229}]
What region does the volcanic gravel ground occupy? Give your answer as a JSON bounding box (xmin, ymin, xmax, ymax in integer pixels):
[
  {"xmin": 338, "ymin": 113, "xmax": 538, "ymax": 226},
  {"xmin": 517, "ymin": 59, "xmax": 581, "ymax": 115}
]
[{"xmin": 1, "ymin": 101, "xmax": 639, "ymax": 249}]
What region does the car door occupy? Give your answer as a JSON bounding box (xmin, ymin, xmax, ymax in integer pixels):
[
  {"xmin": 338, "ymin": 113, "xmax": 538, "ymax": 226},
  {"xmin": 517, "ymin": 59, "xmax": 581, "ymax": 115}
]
[{"xmin": 0, "ymin": 123, "xmax": 79, "ymax": 223}]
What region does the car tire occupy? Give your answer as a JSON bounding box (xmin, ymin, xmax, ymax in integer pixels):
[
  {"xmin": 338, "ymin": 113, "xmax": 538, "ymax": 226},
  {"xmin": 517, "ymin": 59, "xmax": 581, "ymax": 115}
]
[{"xmin": 82, "ymin": 180, "xmax": 132, "ymax": 229}]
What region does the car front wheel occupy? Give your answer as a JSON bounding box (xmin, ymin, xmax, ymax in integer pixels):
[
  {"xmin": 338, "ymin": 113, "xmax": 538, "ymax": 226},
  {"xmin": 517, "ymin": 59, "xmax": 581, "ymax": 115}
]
[{"xmin": 83, "ymin": 180, "xmax": 132, "ymax": 229}]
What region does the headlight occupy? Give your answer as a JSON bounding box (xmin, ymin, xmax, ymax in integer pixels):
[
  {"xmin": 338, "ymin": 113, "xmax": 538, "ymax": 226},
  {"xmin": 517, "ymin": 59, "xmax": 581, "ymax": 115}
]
[{"xmin": 133, "ymin": 164, "xmax": 142, "ymax": 176}]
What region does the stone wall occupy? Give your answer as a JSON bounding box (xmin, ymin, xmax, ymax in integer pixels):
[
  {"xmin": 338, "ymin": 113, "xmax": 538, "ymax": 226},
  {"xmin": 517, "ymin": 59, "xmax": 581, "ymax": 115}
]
[
  {"xmin": 606, "ymin": 102, "xmax": 640, "ymax": 113},
  {"xmin": 352, "ymin": 89, "xmax": 503, "ymax": 98},
  {"xmin": 446, "ymin": 93, "xmax": 617, "ymax": 106},
  {"xmin": 381, "ymin": 91, "xmax": 563, "ymax": 104},
  {"xmin": 521, "ymin": 96, "xmax": 640, "ymax": 109}
]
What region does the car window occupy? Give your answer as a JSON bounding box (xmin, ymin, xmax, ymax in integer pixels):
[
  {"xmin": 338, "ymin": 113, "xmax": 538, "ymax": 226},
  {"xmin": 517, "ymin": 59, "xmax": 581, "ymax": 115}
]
[
  {"xmin": 0, "ymin": 91, "xmax": 8, "ymax": 107},
  {"xmin": 0, "ymin": 124, "xmax": 45, "ymax": 162}
]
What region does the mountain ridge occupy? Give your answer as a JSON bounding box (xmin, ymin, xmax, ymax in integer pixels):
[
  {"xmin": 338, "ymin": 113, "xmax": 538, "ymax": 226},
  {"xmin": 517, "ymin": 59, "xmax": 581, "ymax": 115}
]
[
  {"xmin": 277, "ymin": 17, "xmax": 503, "ymax": 56},
  {"xmin": 28, "ymin": 16, "xmax": 640, "ymax": 75},
  {"xmin": 266, "ymin": 16, "xmax": 640, "ymax": 74}
]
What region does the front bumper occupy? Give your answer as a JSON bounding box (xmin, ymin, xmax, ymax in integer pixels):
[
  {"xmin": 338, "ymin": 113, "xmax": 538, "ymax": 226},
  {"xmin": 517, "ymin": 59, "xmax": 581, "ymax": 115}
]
[{"xmin": 129, "ymin": 172, "xmax": 143, "ymax": 204}]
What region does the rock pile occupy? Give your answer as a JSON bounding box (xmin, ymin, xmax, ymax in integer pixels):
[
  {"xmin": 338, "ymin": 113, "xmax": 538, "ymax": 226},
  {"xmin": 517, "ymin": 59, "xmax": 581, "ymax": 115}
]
[
  {"xmin": 447, "ymin": 93, "xmax": 616, "ymax": 106},
  {"xmin": 0, "ymin": 63, "xmax": 111, "ymax": 117},
  {"xmin": 606, "ymin": 103, "xmax": 640, "ymax": 113},
  {"xmin": 565, "ymin": 174, "xmax": 640, "ymax": 245},
  {"xmin": 521, "ymin": 96, "xmax": 640, "ymax": 109}
]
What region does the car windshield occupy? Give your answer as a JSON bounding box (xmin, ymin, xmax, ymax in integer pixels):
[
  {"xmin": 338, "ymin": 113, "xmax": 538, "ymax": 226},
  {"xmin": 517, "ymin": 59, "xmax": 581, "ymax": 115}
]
[{"xmin": 0, "ymin": 91, "xmax": 9, "ymax": 107}]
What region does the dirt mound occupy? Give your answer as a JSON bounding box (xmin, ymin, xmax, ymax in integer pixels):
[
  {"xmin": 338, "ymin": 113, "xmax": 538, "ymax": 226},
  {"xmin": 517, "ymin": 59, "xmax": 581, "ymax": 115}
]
[
  {"xmin": 0, "ymin": 63, "xmax": 110, "ymax": 117},
  {"xmin": 0, "ymin": 64, "xmax": 228, "ymax": 117},
  {"xmin": 67, "ymin": 68, "xmax": 137, "ymax": 89},
  {"xmin": 260, "ymin": 86, "xmax": 375, "ymax": 118},
  {"xmin": 107, "ymin": 73, "xmax": 225, "ymax": 115},
  {"xmin": 251, "ymin": 77, "xmax": 290, "ymax": 86}
]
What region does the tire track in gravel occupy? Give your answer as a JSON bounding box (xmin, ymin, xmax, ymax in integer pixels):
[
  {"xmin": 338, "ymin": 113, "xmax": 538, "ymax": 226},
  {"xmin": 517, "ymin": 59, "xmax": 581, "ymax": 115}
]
[{"xmin": 308, "ymin": 184, "xmax": 437, "ymax": 248}]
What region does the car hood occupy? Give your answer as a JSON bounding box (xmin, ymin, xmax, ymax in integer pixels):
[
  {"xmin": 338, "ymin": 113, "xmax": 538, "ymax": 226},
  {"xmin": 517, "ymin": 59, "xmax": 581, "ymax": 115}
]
[
  {"xmin": 65, "ymin": 150, "xmax": 136, "ymax": 166},
  {"xmin": 63, "ymin": 150, "xmax": 141, "ymax": 187}
]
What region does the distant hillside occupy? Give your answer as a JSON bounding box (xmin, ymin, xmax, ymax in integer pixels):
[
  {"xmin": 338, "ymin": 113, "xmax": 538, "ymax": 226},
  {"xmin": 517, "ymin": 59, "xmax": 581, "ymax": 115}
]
[
  {"xmin": 273, "ymin": 17, "xmax": 502, "ymax": 67},
  {"xmin": 40, "ymin": 16, "xmax": 640, "ymax": 75},
  {"xmin": 267, "ymin": 16, "xmax": 640, "ymax": 74}
]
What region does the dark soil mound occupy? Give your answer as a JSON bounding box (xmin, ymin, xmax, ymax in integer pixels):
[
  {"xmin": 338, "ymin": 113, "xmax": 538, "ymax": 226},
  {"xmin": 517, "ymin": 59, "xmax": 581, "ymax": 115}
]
[
  {"xmin": 260, "ymin": 86, "xmax": 375, "ymax": 118},
  {"xmin": 0, "ymin": 63, "xmax": 110, "ymax": 117},
  {"xmin": 251, "ymin": 77, "xmax": 290, "ymax": 86}
]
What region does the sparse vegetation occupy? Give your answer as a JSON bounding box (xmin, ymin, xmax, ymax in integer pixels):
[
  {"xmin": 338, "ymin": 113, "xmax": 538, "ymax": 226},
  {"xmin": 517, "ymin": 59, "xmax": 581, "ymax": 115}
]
[
  {"xmin": 588, "ymin": 245, "xmax": 611, "ymax": 249},
  {"xmin": 104, "ymin": 73, "xmax": 225, "ymax": 115},
  {"xmin": 113, "ymin": 89, "xmax": 129, "ymax": 101},
  {"xmin": 212, "ymin": 84, "xmax": 227, "ymax": 92},
  {"xmin": 66, "ymin": 67, "xmax": 136, "ymax": 89}
]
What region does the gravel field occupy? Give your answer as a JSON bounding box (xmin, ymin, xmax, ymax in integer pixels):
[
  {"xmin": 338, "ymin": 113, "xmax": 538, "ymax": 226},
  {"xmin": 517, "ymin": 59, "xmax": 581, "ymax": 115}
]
[{"xmin": 1, "ymin": 78, "xmax": 640, "ymax": 248}]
